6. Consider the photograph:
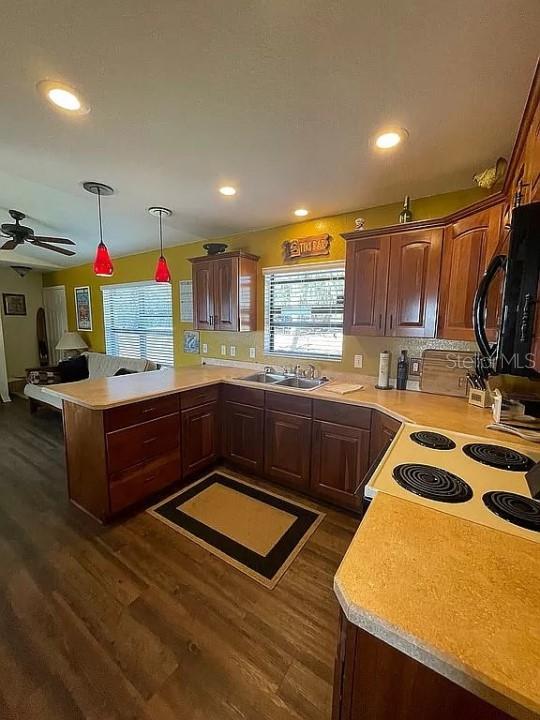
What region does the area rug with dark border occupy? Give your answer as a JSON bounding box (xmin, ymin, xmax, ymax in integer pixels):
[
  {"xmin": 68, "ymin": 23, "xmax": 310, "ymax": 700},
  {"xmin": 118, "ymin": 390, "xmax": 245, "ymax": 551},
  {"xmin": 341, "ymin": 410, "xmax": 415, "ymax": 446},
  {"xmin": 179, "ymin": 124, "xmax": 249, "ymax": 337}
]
[{"xmin": 147, "ymin": 471, "xmax": 325, "ymax": 589}]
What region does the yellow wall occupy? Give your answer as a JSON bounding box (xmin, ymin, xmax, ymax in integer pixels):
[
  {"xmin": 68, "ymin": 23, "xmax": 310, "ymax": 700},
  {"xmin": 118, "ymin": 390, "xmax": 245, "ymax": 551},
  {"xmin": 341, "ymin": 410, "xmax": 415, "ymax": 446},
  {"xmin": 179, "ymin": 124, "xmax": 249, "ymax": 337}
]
[
  {"xmin": 44, "ymin": 187, "xmax": 487, "ymax": 377},
  {"xmin": 0, "ymin": 267, "xmax": 44, "ymax": 378}
]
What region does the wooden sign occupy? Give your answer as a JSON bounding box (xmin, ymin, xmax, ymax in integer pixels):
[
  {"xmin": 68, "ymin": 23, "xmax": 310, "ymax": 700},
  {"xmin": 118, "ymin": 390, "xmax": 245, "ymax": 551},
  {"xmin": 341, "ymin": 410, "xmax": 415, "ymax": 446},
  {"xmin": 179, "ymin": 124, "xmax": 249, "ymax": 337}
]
[{"xmin": 282, "ymin": 234, "xmax": 331, "ymax": 261}]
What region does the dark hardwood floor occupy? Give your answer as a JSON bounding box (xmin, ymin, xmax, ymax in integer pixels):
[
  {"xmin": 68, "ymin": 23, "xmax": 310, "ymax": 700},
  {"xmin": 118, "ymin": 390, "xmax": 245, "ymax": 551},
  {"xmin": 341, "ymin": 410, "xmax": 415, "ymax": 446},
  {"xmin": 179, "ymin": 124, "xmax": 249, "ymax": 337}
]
[{"xmin": 0, "ymin": 398, "xmax": 358, "ymax": 720}]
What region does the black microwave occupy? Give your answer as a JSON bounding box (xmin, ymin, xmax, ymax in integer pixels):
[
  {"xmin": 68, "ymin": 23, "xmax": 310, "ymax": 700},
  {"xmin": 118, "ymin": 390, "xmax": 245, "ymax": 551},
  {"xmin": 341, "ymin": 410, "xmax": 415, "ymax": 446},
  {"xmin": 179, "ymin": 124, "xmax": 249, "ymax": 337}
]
[{"xmin": 474, "ymin": 202, "xmax": 540, "ymax": 377}]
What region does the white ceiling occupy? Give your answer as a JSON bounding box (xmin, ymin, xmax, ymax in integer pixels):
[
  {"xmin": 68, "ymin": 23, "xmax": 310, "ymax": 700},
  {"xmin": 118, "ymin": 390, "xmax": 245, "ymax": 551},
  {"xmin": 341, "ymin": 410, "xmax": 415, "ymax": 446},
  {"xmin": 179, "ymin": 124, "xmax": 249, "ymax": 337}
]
[{"xmin": 0, "ymin": 0, "xmax": 539, "ymax": 268}]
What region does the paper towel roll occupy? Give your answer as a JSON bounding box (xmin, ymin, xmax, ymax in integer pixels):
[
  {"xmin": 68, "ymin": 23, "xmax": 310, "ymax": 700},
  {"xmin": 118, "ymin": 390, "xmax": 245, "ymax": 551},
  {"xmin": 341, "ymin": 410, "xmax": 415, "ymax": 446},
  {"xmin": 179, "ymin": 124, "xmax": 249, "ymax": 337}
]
[{"xmin": 377, "ymin": 350, "xmax": 391, "ymax": 388}]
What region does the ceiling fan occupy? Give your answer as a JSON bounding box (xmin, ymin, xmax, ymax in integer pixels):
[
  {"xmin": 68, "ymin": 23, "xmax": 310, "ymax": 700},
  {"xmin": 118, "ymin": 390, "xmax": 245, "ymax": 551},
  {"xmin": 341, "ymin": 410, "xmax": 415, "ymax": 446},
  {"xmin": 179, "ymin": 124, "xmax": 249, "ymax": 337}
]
[{"xmin": 1, "ymin": 209, "xmax": 76, "ymax": 256}]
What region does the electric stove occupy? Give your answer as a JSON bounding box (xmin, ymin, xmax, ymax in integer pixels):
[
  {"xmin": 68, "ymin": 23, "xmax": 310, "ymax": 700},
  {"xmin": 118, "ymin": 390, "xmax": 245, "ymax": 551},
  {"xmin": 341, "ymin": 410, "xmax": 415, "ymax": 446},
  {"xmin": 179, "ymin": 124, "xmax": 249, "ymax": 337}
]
[{"xmin": 365, "ymin": 423, "xmax": 540, "ymax": 543}]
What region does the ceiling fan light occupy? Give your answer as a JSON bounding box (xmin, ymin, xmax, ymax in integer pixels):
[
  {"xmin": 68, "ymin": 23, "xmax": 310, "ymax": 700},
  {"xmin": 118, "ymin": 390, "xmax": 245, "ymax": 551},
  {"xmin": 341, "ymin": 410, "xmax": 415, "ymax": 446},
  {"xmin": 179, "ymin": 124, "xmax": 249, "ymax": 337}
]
[
  {"xmin": 93, "ymin": 242, "xmax": 114, "ymax": 277},
  {"xmin": 154, "ymin": 255, "xmax": 171, "ymax": 283}
]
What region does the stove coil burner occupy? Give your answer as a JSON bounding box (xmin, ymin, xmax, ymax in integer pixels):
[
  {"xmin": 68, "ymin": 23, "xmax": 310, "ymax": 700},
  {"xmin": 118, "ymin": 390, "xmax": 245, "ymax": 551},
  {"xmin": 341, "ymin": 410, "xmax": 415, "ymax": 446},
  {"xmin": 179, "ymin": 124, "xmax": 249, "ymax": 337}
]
[
  {"xmin": 462, "ymin": 443, "xmax": 535, "ymax": 471},
  {"xmin": 483, "ymin": 491, "xmax": 540, "ymax": 532},
  {"xmin": 393, "ymin": 464, "xmax": 473, "ymax": 503},
  {"xmin": 410, "ymin": 431, "xmax": 456, "ymax": 450}
]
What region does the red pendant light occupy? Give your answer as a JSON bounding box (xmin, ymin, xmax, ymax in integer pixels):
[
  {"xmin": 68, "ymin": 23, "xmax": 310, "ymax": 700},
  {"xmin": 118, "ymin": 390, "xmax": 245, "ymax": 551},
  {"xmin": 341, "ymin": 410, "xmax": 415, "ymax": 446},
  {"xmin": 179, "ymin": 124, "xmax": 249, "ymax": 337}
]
[
  {"xmin": 148, "ymin": 206, "xmax": 172, "ymax": 283},
  {"xmin": 83, "ymin": 181, "xmax": 115, "ymax": 277}
]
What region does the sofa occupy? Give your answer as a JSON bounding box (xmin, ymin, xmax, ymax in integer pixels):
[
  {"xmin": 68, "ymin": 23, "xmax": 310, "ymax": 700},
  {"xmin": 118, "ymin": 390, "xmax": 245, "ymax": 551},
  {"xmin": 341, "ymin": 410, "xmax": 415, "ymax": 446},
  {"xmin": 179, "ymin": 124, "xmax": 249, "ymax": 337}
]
[{"xmin": 24, "ymin": 351, "xmax": 159, "ymax": 412}]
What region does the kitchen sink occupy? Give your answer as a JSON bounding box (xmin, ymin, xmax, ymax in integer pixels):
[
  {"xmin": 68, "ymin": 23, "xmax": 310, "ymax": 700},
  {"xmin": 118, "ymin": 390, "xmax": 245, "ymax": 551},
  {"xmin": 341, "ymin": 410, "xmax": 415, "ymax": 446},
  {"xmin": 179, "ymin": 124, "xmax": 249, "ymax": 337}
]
[
  {"xmin": 274, "ymin": 377, "xmax": 329, "ymax": 390},
  {"xmin": 240, "ymin": 372, "xmax": 287, "ymax": 384}
]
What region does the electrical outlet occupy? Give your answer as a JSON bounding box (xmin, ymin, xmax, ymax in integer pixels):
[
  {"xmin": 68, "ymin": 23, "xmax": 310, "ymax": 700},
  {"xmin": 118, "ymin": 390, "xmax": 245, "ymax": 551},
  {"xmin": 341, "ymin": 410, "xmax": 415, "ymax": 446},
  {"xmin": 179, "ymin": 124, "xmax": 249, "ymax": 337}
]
[
  {"xmin": 202, "ymin": 343, "xmax": 208, "ymax": 354},
  {"xmin": 229, "ymin": 346, "xmax": 236, "ymax": 357},
  {"xmin": 220, "ymin": 344, "xmax": 226, "ymax": 356},
  {"xmin": 249, "ymin": 347, "xmax": 256, "ymax": 359},
  {"xmin": 354, "ymin": 354, "xmax": 363, "ymax": 369},
  {"xmin": 410, "ymin": 357, "xmax": 422, "ymax": 376}
]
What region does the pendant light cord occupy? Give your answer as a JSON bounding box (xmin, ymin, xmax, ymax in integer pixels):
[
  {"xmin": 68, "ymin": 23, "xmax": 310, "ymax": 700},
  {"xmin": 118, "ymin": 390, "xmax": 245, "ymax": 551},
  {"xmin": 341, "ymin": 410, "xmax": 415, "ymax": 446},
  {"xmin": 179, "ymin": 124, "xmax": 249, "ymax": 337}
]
[
  {"xmin": 97, "ymin": 188, "xmax": 104, "ymax": 245},
  {"xmin": 159, "ymin": 210, "xmax": 163, "ymax": 256}
]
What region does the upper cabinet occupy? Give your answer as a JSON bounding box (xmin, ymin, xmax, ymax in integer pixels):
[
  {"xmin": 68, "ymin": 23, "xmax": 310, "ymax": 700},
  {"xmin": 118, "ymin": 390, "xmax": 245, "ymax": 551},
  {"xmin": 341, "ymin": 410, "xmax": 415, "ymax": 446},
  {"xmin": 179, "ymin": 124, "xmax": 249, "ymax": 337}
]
[
  {"xmin": 343, "ymin": 228, "xmax": 442, "ymax": 338},
  {"xmin": 438, "ymin": 204, "xmax": 503, "ymax": 341},
  {"xmin": 189, "ymin": 251, "xmax": 259, "ymax": 332}
]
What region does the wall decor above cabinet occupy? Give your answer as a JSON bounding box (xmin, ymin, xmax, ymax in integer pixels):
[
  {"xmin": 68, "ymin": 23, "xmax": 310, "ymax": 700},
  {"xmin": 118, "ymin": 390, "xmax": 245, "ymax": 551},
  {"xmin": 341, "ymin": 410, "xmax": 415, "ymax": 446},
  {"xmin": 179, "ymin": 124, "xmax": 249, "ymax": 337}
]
[
  {"xmin": 282, "ymin": 233, "xmax": 331, "ymax": 261},
  {"xmin": 189, "ymin": 250, "xmax": 259, "ymax": 332}
]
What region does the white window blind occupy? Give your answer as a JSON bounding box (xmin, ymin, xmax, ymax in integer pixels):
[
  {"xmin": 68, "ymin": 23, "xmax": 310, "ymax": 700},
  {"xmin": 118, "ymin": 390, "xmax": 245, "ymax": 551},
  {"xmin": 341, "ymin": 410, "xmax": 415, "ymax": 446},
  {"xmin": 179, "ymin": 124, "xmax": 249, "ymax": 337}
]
[
  {"xmin": 264, "ymin": 262, "xmax": 345, "ymax": 360},
  {"xmin": 102, "ymin": 282, "xmax": 174, "ymax": 366}
]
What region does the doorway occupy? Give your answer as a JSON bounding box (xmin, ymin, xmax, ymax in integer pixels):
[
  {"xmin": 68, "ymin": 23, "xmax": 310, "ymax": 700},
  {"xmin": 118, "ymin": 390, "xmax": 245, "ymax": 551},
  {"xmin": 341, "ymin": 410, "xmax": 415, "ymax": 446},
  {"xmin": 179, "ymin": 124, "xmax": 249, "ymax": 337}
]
[{"xmin": 43, "ymin": 286, "xmax": 68, "ymax": 365}]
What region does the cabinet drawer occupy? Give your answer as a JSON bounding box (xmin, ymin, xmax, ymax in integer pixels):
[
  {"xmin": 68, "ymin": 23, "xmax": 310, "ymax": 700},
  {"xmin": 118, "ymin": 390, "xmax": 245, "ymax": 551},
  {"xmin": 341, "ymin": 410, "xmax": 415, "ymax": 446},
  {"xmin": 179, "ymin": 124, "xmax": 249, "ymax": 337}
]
[
  {"xmin": 266, "ymin": 390, "xmax": 312, "ymax": 417},
  {"xmin": 180, "ymin": 384, "xmax": 220, "ymax": 410},
  {"xmin": 105, "ymin": 394, "xmax": 179, "ymax": 431},
  {"xmin": 313, "ymin": 400, "xmax": 371, "ymax": 429},
  {"xmin": 106, "ymin": 413, "xmax": 179, "ymax": 474},
  {"xmin": 109, "ymin": 449, "xmax": 180, "ymax": 513},
  {"xmin": 222, "ymin": 384, "xmax": 264, "ymax": 407}
]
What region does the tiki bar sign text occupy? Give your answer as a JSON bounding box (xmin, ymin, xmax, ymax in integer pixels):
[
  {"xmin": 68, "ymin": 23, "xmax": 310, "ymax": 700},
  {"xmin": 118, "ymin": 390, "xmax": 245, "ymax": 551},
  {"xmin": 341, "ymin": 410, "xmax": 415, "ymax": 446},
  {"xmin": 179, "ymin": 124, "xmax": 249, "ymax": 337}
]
[{"xmin": 282, "ymin": 233, "xmax": 331, "ymax": 261}]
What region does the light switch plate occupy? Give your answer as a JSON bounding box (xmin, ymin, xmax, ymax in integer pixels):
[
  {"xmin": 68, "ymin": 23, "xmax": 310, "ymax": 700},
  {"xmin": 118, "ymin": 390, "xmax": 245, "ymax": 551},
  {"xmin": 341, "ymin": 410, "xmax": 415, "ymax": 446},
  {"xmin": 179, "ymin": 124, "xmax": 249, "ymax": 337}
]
[
  {"xmin": 354, "ymin": 354, "xmax": 363, "ymax": 369},
  {"xmin": 229, "ymin": 346, "xmax": 236, "ymax": 357},
  {"xmin": 202, "ymin": 343, "xmax": 208, "ymax": 354},
  {"xmin": 220, "ymin": 345, "xmax": 226, "ymax": 356},
  {"xmin": 249, "ymin": 347, "xmax": 256, "ymax": 359}
]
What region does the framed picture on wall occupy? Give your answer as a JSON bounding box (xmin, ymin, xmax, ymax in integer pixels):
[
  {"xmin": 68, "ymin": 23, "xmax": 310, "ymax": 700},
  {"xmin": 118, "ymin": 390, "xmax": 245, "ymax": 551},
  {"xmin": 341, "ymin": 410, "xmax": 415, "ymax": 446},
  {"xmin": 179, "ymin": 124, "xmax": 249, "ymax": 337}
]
[
  {"xmin": 74, "ymin": 286, "xmax": 93, "ymax": 331},
  {"xmin": 2, "ymin": 293, "xmax": 26, "ymax": 316}
]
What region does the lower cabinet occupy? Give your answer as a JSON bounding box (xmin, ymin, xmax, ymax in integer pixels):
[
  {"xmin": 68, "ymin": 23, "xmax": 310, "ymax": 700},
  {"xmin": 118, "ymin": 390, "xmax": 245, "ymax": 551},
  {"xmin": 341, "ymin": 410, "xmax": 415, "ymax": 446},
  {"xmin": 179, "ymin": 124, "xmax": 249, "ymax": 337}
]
[
  {"xmin": 264, "ymin": 409, "xmax": 312, "ymax": 490},
  {"xmin": 223, "ymin": 400, "xmax": 264, "ymax": 473},
  {"xmin": 181, "ymin": 401, "xmax": 219, "ymax": 477},
  {"xmin": 311, "ymin": 421, "xmax": 370, "ymax": 511},
  {"xmin": 369, "ymin": 411, "xmax": 402, "ymax": 465},
  {"xmin": 332, "ymin": 611, "xmax": 512, "ymax": 720}
]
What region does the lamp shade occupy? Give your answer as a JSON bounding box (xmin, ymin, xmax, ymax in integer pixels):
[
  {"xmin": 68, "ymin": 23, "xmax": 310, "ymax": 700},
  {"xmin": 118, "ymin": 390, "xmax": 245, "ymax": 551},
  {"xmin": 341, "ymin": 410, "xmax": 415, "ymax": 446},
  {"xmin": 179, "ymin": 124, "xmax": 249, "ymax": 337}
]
[
  {"xmin": 56, "ymin": 331, "xmax": 88, "ymax": 351},
  {"xmin": 93, "ymin": 242, "xmax": 114, "ymax": 277},
  {"xmin": 154, "ymin": 255, "xmax": 171, "ymax": 283}
]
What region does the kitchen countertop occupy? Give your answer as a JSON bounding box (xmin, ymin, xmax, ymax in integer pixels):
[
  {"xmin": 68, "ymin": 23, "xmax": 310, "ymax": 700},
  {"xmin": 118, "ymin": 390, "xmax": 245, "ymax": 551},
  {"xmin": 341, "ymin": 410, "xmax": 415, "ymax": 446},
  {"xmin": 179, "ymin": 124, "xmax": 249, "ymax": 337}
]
[
  {"xmin": 334, "ymin": 493, "xmax": 540, "ymax": 720},
  {"xmin": 44, "ymin": 363, "xmax": 534, "ymax": 445}
]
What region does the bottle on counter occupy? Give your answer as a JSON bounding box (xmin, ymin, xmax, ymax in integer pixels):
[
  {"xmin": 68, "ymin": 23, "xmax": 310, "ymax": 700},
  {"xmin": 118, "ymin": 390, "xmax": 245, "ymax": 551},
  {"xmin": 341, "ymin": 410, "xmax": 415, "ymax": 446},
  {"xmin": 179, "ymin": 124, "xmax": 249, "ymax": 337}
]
[
  {"xmin": 398, "ymin": 195, "xmax": 413, "ymax": 224},
  {"xmin": 396, "ymin": 349, "xmax": 409, "ymax": 390}
]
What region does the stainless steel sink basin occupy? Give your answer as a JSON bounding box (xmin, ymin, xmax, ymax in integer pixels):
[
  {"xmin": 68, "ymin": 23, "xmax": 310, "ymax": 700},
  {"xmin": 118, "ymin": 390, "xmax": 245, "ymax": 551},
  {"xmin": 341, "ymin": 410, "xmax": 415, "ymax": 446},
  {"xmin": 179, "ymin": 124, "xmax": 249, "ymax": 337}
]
[
  {"xmin": 274, "ymin": 377, "xmax": 329, "ymax": 390},
  {"xmin": 240, "ymin": 372, "xmax": 287, "ymax": 384}
]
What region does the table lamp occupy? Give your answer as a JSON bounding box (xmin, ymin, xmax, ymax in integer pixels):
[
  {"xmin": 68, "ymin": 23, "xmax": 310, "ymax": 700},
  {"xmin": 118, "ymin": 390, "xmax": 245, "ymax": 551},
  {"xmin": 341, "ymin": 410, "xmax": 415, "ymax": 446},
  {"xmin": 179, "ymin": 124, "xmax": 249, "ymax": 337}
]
[{"xmin": 56, "ymin": 332, "xmax": 88, "ymax": 359}]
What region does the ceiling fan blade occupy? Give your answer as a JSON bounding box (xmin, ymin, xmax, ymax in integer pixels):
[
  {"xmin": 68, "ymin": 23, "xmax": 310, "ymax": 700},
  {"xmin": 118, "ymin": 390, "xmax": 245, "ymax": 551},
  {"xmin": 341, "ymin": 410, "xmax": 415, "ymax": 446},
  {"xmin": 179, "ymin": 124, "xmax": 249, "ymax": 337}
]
[
  {"xmin": 32, "ymin": 235, "xmax": 75, "ymax": 246},
  {"xmin": 1, "ymin": 239, "xmax": 18, "ymax": 250},
  {"xmin": 31, "ymin": 240, "xmax": 76, "ymax": 256}
]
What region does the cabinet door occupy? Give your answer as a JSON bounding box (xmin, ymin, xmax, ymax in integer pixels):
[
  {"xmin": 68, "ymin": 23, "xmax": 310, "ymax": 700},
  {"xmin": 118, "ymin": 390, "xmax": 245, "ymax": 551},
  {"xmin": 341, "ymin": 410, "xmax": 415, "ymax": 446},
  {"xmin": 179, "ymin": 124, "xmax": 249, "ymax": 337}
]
[
  {"xmin": 386, "ymin": 229, "xmax": 442, "ymax": 338},
  {"xmin": 223, "ymin": 401, "xmax": 264, "ymax": 474},
  {"xmin": 438, "ymin": 205, "xmax": 503, "ymax": 341},
  {"xmin": 311, "ymin": 421, "xmax": 369, "ymax": 511},
  {"xmin": 192, "ymin": 260, "xmax": 215, "ymax": 330},
  {"xmin": 213, "ymin": 257, "xmax": 239, "ymax": 331},
  {"xmin": 181, "ymin": 401, "xmax": 218, "ymax": 477},
  {"xmin": 369, "ymin": 412, "xmax": 401, "ymax": 465},
  {"xmin": 264, "ymin": 410, "xmax": 311, "ymax": 490},
  {"xmin": 344, "ymin": 236, "xmax": 390, "ymax": 335}
]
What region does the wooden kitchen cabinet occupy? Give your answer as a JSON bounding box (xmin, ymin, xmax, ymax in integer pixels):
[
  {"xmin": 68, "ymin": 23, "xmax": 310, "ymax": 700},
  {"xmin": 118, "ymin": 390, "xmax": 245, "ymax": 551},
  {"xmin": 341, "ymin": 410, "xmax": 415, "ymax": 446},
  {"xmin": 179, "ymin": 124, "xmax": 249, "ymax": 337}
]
[
  {"xmin": 332, "ymin": 612, "xmax": 513, "ymax": 720},
  {"xmin": 343, "ymin": 229, "xmax": 442, "ymax": 338},
  {"xmin": 369, "ymin": 411, "xmax": 401, "ymax": 465},
  {"xmin": 310, "ymin": 400, "xmax": 371, "ymax": 511},
  {"xmin": 189, "ymin": 251, "xmax": 259, "ymax": 332},
  {"xmin": 386, "ymin": 228, "xmax": 442, "ymax": 338},
  {"xmin": 438, "ymin": 204, "xmax": 503, "ymax": 341},
  {"xmin": 264, "ymin": 401, "xmax": 312, "ymax": 490},
  {"xmin": 222, "ymin": 385, "xmax": 265, "ymax": 474},
  {"xmin": 343, "ymin": 235, "xmax": 390, "ymax": 335},
  {"xmin": 180, "ymin": 386, "xmax": 220, "ymax": 477}
]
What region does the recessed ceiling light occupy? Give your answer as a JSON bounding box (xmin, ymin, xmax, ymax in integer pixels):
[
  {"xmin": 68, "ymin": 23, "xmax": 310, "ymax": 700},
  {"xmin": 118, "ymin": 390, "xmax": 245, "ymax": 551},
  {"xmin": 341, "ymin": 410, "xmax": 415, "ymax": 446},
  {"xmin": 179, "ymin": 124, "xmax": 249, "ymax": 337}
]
[
  {"xmin": 294, "ymin": 208, "xmax": 309, "ymax": 217},
  {"xmin": 375, "ymin": 128, "xmax": 408, "ymax": 149},
  {"xmin": 219, "ymin": 186, "xmax": 237, "ymax": 196},
  {"xmin": 37, "ymin": 80, "xmax": 90, "ymax": 114}
]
